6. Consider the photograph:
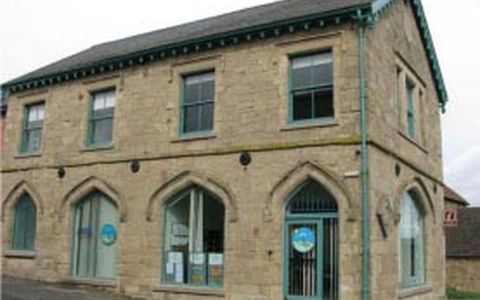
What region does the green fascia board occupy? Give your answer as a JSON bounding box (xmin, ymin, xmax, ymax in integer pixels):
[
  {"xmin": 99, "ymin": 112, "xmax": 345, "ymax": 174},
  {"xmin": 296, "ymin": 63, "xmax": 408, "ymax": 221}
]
[
  {"xmin": 1, "ymin": 0, "xmax": 447, "ymax": 111},
  {"xmin": 370, "ymin": 0, "xmax": 448, "ymax": 111}
]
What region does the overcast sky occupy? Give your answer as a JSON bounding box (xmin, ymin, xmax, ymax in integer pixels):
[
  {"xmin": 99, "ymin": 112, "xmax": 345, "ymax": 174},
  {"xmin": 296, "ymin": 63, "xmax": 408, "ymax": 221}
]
[{"xmin": 1, "ymin": 0, "xmax": 479, "ymax": 206}]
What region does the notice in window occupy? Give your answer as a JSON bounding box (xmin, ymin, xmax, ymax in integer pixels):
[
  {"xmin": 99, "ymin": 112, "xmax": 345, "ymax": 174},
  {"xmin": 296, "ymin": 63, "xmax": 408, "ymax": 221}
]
[
  {"xmin": 166, "ymin": 262, "xmax": 174, "ymax": 275},
  {"xmin": 208, "ymin": 253, "xmax": 223, "ymax": 287},
  {"xmin": 208, "ymin": 253, "xmax": 223, "ymax": 266},
  {"xmin": 168, "ymin": 252, "xmax": 183, "ymax": 264},
  {"xmin": 175, "ymin": 263, "xmax": 184, "ymax": 283},
  {"xmin": 190, "ymin": 253, "xmax": 206, "ymax": 285}
]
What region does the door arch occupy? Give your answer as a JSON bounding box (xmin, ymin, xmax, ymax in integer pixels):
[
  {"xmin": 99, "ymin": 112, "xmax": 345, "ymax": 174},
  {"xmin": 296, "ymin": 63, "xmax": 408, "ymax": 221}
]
[
  {"xmin": 71, "ymin": 191, "xmax": 119, "ymax": 280},
  {"xmin": 284, "ymin": 179, "xmax": 339, "ymax": 300}
]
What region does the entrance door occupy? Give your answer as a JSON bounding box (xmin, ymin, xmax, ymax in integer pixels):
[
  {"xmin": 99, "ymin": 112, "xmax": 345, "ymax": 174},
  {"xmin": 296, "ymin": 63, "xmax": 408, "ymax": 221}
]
[
  {"xmin": 72, "ymin": 192, "xmax": 118, "ymax": 280},
  {"xmin": 283, "ymin": 180, "xmax": 339, "ymax": 300},
  {"xmin": 285, "ymin": 220, "xmax": 322, "ymax": 299}
]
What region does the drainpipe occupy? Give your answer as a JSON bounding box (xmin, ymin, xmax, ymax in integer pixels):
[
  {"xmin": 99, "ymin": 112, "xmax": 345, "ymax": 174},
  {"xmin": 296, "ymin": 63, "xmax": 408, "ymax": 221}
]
[{"xmin": 354, "ymin": 10, "xmax": 371, "ymax": 300}]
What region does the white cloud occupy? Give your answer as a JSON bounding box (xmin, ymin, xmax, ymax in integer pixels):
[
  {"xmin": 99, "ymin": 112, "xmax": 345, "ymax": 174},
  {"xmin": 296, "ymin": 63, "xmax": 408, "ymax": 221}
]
[{"xmin": 445, "ymin": 145, "xmax": 480, "ymax": 207}]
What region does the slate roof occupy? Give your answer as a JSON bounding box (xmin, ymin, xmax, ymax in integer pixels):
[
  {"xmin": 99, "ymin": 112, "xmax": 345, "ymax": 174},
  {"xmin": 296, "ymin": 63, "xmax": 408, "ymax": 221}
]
[
  {"xmin": 446, "ymin": 208, "xmax": 480, "ymax": 257},
  {"xmin": 1, "ymin": 0, "xmax": 449, "ymax": 110},
  {"xmin": 444, "ymin": 186, "xmax": 470, "ymax": 206},
  {"xmin": 5, "ymin": 0, "xmax": 373, "ymax": 85}
]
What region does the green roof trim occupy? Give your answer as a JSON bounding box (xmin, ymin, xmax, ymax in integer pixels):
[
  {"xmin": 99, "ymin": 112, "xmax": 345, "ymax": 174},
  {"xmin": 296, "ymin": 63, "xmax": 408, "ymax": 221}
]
[{"xmin": 1, "ymin": 0, "xmax": 447, "ymax": 111}]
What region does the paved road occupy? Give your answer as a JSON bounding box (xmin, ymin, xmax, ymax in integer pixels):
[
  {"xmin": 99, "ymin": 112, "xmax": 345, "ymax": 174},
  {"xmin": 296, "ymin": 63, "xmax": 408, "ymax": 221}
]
[
  {"xmin": 3, "ymin": 276, "xmax": 478, "ymax": 300},
  {"xmin": 2, "ymin": 276, "xmax": 136, "ymax": 300}
]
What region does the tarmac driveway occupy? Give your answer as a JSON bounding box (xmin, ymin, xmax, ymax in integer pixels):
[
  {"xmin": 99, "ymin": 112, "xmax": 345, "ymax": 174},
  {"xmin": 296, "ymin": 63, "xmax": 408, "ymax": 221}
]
[{"xmin": 2, "ymin": 276, "xmax": 137, "ymax": 300}]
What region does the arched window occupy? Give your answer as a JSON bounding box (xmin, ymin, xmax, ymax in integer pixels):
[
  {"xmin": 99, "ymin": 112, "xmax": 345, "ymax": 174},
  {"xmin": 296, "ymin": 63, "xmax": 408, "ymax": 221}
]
[
  {"xmin": 163, "ymin": 186, "xmax": 225, "ymax": 288},
  {"xmin": 12, "ymin": 193, "xmax": 37, "ymax": 251},
  {"xmin": 399, "ymin": 191, "xmax": 425, "ymax": 287},
  {"xmin": 284, "ymin": 180, "xmax": 339, "ymax": 300}
]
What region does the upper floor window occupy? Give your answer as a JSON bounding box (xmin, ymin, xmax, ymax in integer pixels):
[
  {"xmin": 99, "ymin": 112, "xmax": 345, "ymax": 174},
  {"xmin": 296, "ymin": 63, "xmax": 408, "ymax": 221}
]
[
  {"xmin": 399, "ymin": 191, "xmax": 425, "ymax": 287},
  {"xmin": 406, "ymin": 80, "xmax": 416, "ymax": 138},
  {"xmin": 12, "ymin": 193, "xmax": 37, "ymax": 251},
  {"xmin": 181, "ymin": 72, "xmax": 215, "ymax": 135},
  {"xmin": 21, "ymin": 102, "xmax": 44, "ymax": 154},
  {"xmin": 88, "ymin": 90, "xmax": 115, "ymax": 147},
  {"xmin": 290, "ymin": 52, "xmax": 334, "ymax": 123}
]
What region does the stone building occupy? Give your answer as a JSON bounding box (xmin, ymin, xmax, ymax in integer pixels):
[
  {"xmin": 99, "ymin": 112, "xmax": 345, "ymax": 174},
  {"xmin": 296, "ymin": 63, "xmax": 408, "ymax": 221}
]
[
  {"xmin": 445, "ymin": 207, "xmax": 480, "ymax": 293},
  {"xmin": 1, "ymin": 0, "xmax": 449, "ymax": 299}
]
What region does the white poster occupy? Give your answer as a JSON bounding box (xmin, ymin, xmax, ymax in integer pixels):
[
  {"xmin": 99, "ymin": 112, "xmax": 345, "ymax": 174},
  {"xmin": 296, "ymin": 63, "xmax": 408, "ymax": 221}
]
[
  {"xmin": 168, "ymin": 252, "xmax": 183, "ymax": 264},
  {"xmin": 166, "ymin": 262, "xmax": 174, "ymax": 275},
  {"xmin": 208, "ymin": 253, "xmax": 223, "ymax": 266},
  {"xmin": 175, "ymin": 263, "xmax": 184, "ymax": 283},
  {"xmin": 190, "ymin": 253, "xmax": 205, "ymax": 265}
]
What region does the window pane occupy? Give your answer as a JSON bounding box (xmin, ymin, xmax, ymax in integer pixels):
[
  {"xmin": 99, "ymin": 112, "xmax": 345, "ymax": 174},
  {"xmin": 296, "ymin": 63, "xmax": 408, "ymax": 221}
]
[
  {"xmin": 27, "ymin": 129, "xmax": 42, "ymax": 153},
  {"xmin": 92, "ymin": 107, "xmax": 114, "ymax": 119},
  {"xmin": 201, "ymin": 80, "xmax": 215, "ymax": 102},
  {"xmin": 185, "ymin": 83, "xmax": 200, "ymax": 104},
  {"xmin": 399, "ymin": 193, "xmax": 424, "ymax": 286},
  {"xmin": 313, "ymin": 62, "xmax": 333, "ymax": 86},
  {"xmin": 292, "ymin": 52, "xmax": 333, "ymax": 89},
  {"xmin": 184, "ymin": 106, "xmax": 200, "ymax": 133},
  {"xmin": 27, "ymin": 103, "xmax": 45, "ymax": 122},
  {"xmin": 93, "ymin": 90, "xmax": 115, "ymax": 110},
  {"xmin": 93, "ymin": 97, "xmax": 105, "ymax": 111},
  {"xmin": 313, "ymin": 89, "xmax": 334, "ymax": 118},
  {"xmin": 12, "ymin": 195, "xmax": 36, "ymax": 251},
  {"xmin": 293, "ymin": 92, "xmax": 312, "ymax": 121},
  {"xmin": 37, "ymin": 105, "xmax": 45, "ymax": 120},
  {"xmin": 183, "ymin": 73, "xmax": 215, "ymax": 133},
  {"xmin": 200, "ymin": 103, "xmax": 214, "ymax": 131},
  {"xmin": 92, "ymin": 118, "xmax": 113, "ymax": 144},
  {"xmin": 105, "ymin": 92, "xmax": 115, "ymax": 108},
  {"xmin": 292, "ymin": 66, "xmax": 311, "ymax": 89}
]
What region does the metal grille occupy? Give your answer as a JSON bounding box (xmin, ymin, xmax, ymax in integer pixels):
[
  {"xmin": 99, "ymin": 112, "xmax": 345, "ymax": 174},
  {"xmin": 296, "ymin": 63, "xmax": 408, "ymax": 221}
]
[
  {"xmin": 323, "ymin": 218, "xmax": 339, "ymax": 300},
  {"xmin": 288, "ymin": 180, "xmax": 338, "ymax": 214}
]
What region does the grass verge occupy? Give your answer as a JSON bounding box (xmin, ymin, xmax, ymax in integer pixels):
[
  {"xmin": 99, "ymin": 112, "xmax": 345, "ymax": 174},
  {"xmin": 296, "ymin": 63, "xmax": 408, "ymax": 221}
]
[{"xmin": 447, "ymin": 286, "xmax": 480, "ymax": 299}]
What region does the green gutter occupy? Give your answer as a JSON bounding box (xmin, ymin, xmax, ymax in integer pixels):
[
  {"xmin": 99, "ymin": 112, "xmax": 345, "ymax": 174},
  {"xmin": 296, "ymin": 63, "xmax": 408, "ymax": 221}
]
[
  {"xmin": 359, "ymin": 22, "xmax": 370, "ymax": 300},
  {"xmin": 352, "ymin": 8, "xmax": 372, "ymax": 300}
]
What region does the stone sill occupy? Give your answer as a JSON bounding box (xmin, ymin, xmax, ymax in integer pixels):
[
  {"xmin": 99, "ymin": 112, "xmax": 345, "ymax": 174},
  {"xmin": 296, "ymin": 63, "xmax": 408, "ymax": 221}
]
[
  {"xmin": 15, "ymin": 153, "xmax": 42, "ymax": 159},
  {"xmin": 62, "ymin": 277, "xmax": 117, "ymax": 287},
  {"xmin": 398, "ymin": 285, "xmax": 432, "ymax": 298},
  {"xmin": 82, "ymin": 144, "xmax": 115, "ymax": 152},
  {"xmin": 280, "ymin": 120, "xmax": 339, "ymax": 131},
  {"xmin": 3, "ymin": 250, "xmax": 36, "ymax": 259},
  {"xmin": 154, "ymin": 285, "xmax": 225, "ymax": 297},
  {"xmin": 171, "ymin": 134, "xmax": 216, "ymax": 143},
  {"xmin": 397, "ymin": 130, "xmax": 429, "ymax": 154}
]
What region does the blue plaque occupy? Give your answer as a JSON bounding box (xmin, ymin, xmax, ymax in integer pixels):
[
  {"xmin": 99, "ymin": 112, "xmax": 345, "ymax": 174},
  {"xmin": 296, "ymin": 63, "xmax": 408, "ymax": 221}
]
[
  {"xmin": 101, "ymin": 224, "xmax": 117, "ymax": 245},
  {"xmin": 292, "ymin": 227, "xmax": 315, "ymax": 253}
]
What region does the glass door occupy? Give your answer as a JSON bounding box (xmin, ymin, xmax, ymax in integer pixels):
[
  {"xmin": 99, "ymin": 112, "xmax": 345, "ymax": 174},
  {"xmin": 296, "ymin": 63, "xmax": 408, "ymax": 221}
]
[{"xmin": 72, "ymin": 192, "xmax": 118, "ymax": 280}]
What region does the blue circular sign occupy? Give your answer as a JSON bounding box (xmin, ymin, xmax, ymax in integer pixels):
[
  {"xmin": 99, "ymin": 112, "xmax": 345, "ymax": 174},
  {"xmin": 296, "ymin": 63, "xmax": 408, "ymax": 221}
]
[
  {"xmin": 101, "ymin": 224, "xmax": 117, "ymax": 246},
  {"xmin": 292, "ymin": 227, "xmax": 315, "ymax": 253}
]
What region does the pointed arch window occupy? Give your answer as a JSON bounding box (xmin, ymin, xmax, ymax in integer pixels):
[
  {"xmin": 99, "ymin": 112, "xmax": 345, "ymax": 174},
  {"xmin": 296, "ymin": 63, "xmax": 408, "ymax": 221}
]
[
  {"xmin": 163, "ymin": 186, "xmax": 225, "ymax": 288},
  {"xmin": 12, "ymin": 193, "xmax": 37, "ymax": 251},
  {"xmin": 399, "ymin": 191, "xmax": 425, "ymax": 287}
]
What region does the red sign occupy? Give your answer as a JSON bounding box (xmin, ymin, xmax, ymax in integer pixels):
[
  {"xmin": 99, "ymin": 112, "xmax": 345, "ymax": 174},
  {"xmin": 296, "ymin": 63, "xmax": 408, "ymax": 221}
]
[{"xmin": 444, "ymin": 208, "xmax": 458, "ymax": 227}]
